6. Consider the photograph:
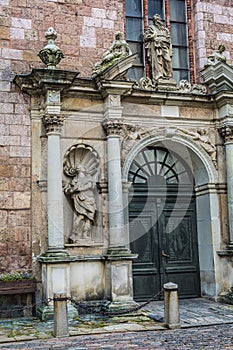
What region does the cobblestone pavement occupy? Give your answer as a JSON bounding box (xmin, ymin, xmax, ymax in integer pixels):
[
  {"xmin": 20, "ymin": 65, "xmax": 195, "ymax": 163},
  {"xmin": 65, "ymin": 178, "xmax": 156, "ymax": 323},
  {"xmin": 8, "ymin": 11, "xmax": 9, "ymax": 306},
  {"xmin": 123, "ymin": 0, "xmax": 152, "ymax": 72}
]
[
  {"xmin": 0, "ymin": 299, "xmax": 232, "ymax": 349},
  {"xmin": 0, "ymin": 323, "xmax": 232, "ymax": 349}
]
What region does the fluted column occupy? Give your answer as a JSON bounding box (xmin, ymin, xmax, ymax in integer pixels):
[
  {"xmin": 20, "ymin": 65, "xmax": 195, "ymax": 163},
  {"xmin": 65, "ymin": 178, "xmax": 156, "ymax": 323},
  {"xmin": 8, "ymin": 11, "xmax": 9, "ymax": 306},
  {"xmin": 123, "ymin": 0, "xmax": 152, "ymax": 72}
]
[
  {"xmin": 43, "ymin": 114, "xmax": 65, "ymax": 251},
  {"xmin": 219, "ymin": 125, "xmax": 233, "ymax": 247}
]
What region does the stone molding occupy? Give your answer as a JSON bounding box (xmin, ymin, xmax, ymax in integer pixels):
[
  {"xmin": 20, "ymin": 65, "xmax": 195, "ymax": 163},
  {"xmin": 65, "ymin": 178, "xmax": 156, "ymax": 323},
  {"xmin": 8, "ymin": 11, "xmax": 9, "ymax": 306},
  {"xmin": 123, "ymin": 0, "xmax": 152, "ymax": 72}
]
[{"xmin": 42, "ymin": 114, "xmax": 64, "ymax": 134}]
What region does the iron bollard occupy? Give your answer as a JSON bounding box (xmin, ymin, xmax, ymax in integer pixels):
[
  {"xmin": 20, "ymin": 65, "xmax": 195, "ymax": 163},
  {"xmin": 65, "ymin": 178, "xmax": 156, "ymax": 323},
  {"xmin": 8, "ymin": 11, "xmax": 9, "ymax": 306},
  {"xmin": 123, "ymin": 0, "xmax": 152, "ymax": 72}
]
[
  {"xmin": 163, "ymin": 282, "xmax": 180, "ymax": 329},
  {"xmin": 53, "ymin": 292, "xmax": 69, "ymax": 337}
]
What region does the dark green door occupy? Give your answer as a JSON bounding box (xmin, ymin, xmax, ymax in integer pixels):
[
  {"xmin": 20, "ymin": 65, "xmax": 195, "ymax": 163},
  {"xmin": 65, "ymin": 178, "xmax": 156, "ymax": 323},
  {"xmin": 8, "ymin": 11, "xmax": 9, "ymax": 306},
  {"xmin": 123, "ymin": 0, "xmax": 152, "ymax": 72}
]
[{"xmin": 128, "ymin": 146, "xmax": 200, "ymax": 301}]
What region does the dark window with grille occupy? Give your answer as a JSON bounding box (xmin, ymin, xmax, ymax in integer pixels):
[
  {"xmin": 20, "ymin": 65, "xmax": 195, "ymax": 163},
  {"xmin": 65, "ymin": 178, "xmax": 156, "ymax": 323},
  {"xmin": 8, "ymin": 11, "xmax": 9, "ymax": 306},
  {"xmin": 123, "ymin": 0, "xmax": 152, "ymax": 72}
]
[{"xmin": 126, "ymin": 0, "xmax": 190, "ymax": 83}]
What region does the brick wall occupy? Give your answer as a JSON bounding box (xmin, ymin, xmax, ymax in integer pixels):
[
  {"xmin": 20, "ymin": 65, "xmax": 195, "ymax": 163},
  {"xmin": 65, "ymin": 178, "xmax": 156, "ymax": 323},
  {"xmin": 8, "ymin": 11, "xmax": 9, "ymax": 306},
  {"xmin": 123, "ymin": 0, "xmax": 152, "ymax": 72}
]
[
  {"xmin": 0, "ymin": 0, "xmax": 124, "ymax": 273},
  {"xmin": 194, "ymin": 0, "xmax": 233, "ymax": 72}
]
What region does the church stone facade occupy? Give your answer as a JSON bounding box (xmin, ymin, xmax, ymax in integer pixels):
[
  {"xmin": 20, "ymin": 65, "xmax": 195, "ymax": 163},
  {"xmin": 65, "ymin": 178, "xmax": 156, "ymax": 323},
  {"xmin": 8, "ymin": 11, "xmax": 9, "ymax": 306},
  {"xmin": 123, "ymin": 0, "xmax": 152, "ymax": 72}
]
[{"xmin": 1, "ymin": 0, "xmax": 233, "ymax": 314}]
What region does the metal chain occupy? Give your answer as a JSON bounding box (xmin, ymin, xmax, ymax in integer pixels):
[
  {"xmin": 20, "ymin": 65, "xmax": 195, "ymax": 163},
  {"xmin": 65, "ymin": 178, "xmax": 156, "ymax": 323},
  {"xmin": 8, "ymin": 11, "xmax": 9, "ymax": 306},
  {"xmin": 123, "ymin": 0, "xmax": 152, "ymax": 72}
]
[
  {"xmin": 70, "ymin": 288, "xmax": 164, "ymax": 317},
  {"xmin": 0, "ymin": 299, "xmax": 49, "ymax": 314},
  {"xmin": 0, "ymin": 289, "xmax": 164, "ymax": 317}
]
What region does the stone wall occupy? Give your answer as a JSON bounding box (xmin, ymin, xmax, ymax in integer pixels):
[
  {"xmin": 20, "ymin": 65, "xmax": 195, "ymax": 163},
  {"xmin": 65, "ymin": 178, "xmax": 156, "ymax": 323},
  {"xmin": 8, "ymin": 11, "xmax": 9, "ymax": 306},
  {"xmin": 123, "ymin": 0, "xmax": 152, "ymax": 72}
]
[
  {"xmin": 1, "ymin": 0, "xmax": 233, "ymax": 274},
  {"xmin": 194, "ymin": 0, "xmax": 233, "ymax": 71},
  {"xmin": 0, "ymin": 0, "xmax": 124, "ymax": 273}
]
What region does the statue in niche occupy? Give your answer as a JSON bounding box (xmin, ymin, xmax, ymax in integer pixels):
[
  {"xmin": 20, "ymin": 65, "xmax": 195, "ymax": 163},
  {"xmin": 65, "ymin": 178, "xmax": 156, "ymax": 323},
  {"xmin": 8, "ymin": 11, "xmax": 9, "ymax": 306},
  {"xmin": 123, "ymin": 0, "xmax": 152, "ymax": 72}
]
[
  {"xmin": 92, "ymin": 32, "xmax": 132, "ymax": 77},
  {"xmin": 63, "ymin": 144, "xmax": 100, "ymax": 243},
  {"xmin": 206, "ymin": 45, "xmax": 226, "ymax": 66},
  {"xmin": 144, "ymin": 14, "xmax": 173, "ymax": 82},
  {"xmin": 177, "ymin": 128, "xmax": 217, "ymax": 168}
]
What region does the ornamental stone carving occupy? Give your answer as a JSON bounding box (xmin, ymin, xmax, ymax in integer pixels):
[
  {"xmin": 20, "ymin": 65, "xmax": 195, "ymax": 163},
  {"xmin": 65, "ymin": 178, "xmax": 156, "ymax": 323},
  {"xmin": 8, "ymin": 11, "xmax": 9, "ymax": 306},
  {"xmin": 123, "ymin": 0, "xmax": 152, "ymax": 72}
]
[
  {"xmin": 134, "ymin": 77, "xmax": 207, "ymax": 94},
  {"xmin": 177, "ymin": 128, "xmax": 217, "ymax": 168},
  {"xmin": 92, "ymin": 32, "xmax": 132, "ymax": 77},
  {"xmin": 144, "ymin": 14, "xmax": 173, "ymax": 82},
  {"xmin": 38, "ymin": 27, "xmax": 64, "ymax": 69},
  {"xmin": 63, "ymin": 144, "xmax": 100, "ymax": 243},
  {"xmin": 205, "ymin": 45, "xmax": 226, "ymax": 66},
  {"xmin": 42, "ymin": 115, "xmax": 64, "ymax": 133},
  {"xmin": 102, "ymin": 118, "xmax": 125, "ymax": 136},
  {"xmin": 219, "ymin": 125, "xmax": 233, "ymax": 143}
]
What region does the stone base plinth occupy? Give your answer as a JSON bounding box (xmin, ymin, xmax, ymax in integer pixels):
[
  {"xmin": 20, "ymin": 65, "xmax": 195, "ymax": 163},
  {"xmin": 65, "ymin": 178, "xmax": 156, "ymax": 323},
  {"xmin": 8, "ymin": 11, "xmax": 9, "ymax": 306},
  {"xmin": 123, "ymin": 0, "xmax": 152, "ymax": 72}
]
[
  {"xmin": 107, "ymin": 300, "xmax": 139, "ymax": 314},
  {"xmin": 156, "ymin": 77, "xmax": 178, "ymax": 92},
  {"xmin": 37, "ymin": 303, "xmax": 78, "ymax": 322}
]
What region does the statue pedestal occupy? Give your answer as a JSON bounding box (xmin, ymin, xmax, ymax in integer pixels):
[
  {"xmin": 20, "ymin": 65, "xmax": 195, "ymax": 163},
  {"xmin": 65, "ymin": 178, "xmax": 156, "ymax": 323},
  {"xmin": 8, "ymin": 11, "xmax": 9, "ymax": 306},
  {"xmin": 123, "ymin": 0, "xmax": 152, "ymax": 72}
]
[{"xmin": 156, "ymin": 77, "xmax": 178, "ymax": 92}]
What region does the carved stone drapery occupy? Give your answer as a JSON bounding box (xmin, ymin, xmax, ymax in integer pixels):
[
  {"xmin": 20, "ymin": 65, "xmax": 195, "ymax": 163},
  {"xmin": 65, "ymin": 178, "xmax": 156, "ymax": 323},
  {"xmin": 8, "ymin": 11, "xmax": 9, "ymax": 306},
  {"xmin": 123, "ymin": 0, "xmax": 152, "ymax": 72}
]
[
  {"xmin": 42, "ymin": 115, "xmax": 64, "ymax": 134},
  {"xmin": 63, "ymin": 144, "xmax": 100, "ymax": 244},
  {"xmin": 144, "ymin": 14, "xmax": 173, "ymax": 83}
]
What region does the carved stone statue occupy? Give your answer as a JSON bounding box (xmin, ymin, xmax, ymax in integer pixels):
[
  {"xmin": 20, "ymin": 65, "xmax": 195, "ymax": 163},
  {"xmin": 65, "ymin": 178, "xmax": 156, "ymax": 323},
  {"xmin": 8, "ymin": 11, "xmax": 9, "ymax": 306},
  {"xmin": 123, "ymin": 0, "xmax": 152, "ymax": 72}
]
[
  {"xmin": 64, "ymin": 165, "xmax": 96, "ymax": 242},
  {"xmin": 144, "ymin": 14, "xmax": 173, "ymax": 82},
  {"xmin": 206, "ymin": 45, "xmax": 226, "ymax": 66},
  {"xmin": 92, "ymin": 32, "xmax": 132, "ymax": 76},
  {"xmin": 63, "ymin": 144, "xmax": 100, "ymax": 243},
  {"xmin": 177, "ymin": 128, "xmax": 217, "ymax": 168}
]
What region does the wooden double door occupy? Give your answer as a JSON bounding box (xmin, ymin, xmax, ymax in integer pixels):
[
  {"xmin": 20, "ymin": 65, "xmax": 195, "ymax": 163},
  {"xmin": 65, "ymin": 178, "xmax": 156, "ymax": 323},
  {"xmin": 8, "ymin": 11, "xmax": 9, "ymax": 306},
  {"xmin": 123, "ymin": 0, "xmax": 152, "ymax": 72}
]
[
  {"xmin": 129, "ymin": 187, "xmax": 200, "ymax": 301},
  {"xmin": 128, "ymin": 146, "xmax": 201, "ymax": 301}
]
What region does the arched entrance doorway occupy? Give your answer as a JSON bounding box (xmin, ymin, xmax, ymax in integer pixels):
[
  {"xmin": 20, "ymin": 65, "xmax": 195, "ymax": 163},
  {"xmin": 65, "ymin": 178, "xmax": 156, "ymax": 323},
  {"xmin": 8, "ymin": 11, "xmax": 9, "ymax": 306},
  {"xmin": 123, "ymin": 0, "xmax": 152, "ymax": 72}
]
[{"xmin": 128, "ymin": 145, "xmax": 201, "ymax": 301}]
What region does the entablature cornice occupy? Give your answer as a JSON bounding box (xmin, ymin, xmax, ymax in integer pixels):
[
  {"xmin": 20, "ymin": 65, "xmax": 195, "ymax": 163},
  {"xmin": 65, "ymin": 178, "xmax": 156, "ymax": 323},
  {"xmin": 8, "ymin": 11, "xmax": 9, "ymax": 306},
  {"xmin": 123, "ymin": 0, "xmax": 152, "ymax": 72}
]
[{"xmin": 14, "ymin": 68, "xmax": 79, "ymax": 96}]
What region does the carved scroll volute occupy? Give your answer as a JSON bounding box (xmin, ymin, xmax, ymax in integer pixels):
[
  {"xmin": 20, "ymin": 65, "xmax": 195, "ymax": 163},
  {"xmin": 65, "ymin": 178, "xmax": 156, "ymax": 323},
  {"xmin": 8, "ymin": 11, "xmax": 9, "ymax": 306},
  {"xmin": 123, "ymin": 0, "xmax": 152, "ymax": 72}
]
[{"xmin": 63, "ymin": 144, "xmax": 100, "ymax": 243}]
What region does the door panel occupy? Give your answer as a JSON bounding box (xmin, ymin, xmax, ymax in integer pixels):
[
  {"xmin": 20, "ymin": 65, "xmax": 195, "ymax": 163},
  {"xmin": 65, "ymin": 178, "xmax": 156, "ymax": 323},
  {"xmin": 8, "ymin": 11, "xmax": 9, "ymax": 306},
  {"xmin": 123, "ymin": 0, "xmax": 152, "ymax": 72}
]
[
  {"xmin": 161, "ymin": 200, "xmax": 200, "ymax": 298},
  {"xmin": 129, "ymin": 193, "xmax": 200, "ymax": 301},
  {"xmin": 129, "ymin": 197, "xmax": 160, "ymax": 301}
]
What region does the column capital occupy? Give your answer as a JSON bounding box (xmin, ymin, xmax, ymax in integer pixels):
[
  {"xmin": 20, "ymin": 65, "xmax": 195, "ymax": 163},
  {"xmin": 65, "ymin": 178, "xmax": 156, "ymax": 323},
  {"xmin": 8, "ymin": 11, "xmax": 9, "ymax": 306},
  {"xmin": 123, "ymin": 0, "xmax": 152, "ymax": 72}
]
[
  {"xmin": 43, "ymin": 114, "xmax": 64, "ymax": 134},
  {"xmin": 102, "ymin": 118, "xmax": 125, "ymax": 137},
  {"xmin": 219, "ymin": 124, "xmax": 233, "ymax": 143}
]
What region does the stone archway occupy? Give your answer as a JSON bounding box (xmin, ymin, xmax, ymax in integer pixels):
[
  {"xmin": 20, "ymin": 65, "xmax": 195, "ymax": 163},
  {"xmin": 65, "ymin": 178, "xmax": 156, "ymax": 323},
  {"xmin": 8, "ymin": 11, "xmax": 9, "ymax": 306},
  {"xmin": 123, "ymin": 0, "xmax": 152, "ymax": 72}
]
[{"xmin": 122, "ymin": 133, "xmax": 221, "ymax": 299}]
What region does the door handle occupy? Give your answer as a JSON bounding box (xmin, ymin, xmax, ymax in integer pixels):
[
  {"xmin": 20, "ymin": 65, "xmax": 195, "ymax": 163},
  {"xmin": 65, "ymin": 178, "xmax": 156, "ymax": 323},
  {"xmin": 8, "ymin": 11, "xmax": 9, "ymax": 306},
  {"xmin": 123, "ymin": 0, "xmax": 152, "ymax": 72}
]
[{"xmin": 162, "ymin": 250, "xmax": 170, "ymax": 258}]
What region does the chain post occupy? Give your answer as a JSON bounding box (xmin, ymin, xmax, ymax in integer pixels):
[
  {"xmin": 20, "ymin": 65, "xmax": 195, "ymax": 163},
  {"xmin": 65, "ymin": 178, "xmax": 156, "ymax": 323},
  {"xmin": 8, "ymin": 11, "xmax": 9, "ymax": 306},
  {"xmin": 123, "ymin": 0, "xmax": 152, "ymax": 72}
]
[
  {"xmin": 164, "ymin": 282, "xmax": 180, "ymax": 329},
  {"xmin": 53, "ymin": 292, "xmax": 69, "ymax": 337}
]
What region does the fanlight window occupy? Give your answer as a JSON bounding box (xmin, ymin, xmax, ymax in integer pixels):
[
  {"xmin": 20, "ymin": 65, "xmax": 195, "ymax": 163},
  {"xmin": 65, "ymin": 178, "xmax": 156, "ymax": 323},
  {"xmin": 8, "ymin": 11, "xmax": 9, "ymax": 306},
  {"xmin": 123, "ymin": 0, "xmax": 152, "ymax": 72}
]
[{"xmin": 128, "ymin": 147, "xmax": 192, "ymax": 185}]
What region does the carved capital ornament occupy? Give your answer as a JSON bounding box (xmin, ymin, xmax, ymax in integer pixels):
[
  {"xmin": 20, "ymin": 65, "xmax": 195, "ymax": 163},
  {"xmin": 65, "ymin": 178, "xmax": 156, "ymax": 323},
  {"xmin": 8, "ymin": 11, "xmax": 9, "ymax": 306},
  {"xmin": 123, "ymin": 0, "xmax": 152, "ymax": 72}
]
[
  {"xmin": 102, "ymin": 118, "xmax": 124, "ymax": 136},
  {"xmin": 43, "ymin": 114, "xmax": 64, "ymax": 133},
  {"xmin": 219, "ymin": 125, "xmax": 233, "ymax": 143}
]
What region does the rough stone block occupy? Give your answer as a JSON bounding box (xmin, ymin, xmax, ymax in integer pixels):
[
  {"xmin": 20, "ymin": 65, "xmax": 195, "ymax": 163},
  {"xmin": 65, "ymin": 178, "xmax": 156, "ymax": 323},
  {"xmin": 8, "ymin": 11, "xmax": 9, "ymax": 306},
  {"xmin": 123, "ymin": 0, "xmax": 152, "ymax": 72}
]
[
  {"xmin": 0, "ymin": 27, "xmax": 9, "ymax": 40},
  {"xmin": 106, "ymin": 10, "xmax": 117, "ymax": 20},
  {"xmin": 10, "ymin": 28, "xmax": 25, "ymax": 39},
  {"xmin": 217, "ymin": 32, "xmax": 232, "ymax": 42},
  {"xmin": 9, "ymin": 145, "xmax": 30, "ymax": 157},
  {"xmin": 102, "ymin": 19, "xmax": 114, "ymax": 29},
  {"xmin": 80, "ymin": 36, "xmax": 96, "ymax": 48},
  {"xmin": 92, "ymin": 8, "xmax": 106, "ymax": 18},
  {"xmin": 206, "ymin": 4, "xmax": 223, "ymax": 15},
  {"xmin": 82, "ymin": 26, "xmax": 95, "ymax": 37},
  {"xmin": 84, "ymin": 17, "xmax": 102, "ymax": 28},
  {"xmin": 11, "ymin": 17, "xmax": 31, "ymax": 29},
  {"xmin": 2, "ymin": 48, "xmax": 23, "ymax": 60}
]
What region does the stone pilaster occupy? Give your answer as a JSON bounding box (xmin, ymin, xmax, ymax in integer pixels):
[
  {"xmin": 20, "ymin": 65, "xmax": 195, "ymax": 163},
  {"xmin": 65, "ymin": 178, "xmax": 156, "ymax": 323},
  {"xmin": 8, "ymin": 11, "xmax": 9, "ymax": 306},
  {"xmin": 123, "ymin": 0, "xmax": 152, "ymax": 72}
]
[
  {"xmin": 102, "ymin": 93, "xmax": 137, "ymax": 308},
  {"xmin": 42, "ymin": 113, "xmax": 66, "ymax": 253},
  {"xmin": 102, "ymin": 117, "xmax": 127, "ymax": 252},
  {"xmin": 219, "ymin": 124, "xmax": 233, "ymax": 249}
]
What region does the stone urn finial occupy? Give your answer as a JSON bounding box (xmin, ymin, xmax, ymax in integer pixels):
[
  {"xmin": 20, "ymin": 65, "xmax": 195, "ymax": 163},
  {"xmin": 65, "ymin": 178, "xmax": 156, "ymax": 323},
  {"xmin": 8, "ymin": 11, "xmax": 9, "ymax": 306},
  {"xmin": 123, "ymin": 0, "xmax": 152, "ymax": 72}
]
[{"xmin": 38, "ymin": 27, "xmax": 64, "ymax": 69}]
